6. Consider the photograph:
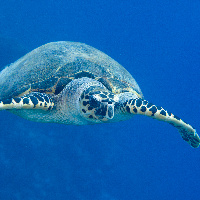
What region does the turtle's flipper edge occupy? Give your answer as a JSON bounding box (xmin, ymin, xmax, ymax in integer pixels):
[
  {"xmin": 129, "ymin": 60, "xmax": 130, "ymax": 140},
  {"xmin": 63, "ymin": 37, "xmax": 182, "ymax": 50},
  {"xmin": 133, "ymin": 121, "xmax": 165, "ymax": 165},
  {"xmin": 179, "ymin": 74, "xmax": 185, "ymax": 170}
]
[
  {"xmin": 123, "ymin": 98, "xmax": 200, "ymax": 148},
  {"xmin": 0, "ymin": 92, "xmax": 54, "ymax": 111}
]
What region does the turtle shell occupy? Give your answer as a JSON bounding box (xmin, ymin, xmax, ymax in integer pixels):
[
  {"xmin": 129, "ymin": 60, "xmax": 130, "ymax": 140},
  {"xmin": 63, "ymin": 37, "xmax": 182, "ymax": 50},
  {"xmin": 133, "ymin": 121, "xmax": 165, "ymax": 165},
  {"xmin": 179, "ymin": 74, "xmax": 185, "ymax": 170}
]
[{"xmin": 0, "ymin": 41, "xmax": 143, "ymax": 100}]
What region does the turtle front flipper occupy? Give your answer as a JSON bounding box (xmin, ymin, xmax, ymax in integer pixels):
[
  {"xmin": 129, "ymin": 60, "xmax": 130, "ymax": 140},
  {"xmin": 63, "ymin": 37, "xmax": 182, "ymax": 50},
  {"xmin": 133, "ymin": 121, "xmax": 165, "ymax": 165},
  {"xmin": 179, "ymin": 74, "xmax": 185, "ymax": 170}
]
[
  {"xmin": 121, "ymin": 98, "xmax": 200, "ymax": 148},
  {"xmin": 0, "ymin": 92, "xmax": 54, "ymax": 111}
]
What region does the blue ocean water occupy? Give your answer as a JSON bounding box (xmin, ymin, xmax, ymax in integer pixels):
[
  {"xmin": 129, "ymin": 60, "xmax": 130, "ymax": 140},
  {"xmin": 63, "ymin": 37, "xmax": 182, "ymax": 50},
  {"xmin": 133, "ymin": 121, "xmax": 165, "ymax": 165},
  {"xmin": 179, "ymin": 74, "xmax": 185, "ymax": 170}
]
[{"xmin": 0, "ymin": 1, "xmax": 200, "ymax": 199}]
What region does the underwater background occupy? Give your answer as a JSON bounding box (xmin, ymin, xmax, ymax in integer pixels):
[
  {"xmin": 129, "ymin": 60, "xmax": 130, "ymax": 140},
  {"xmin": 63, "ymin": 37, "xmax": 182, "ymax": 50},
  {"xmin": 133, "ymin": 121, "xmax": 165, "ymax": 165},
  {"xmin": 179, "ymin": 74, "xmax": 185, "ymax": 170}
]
[{"xmin": 0, "ymin": 1, "xmax": 199, "ymax": 199}]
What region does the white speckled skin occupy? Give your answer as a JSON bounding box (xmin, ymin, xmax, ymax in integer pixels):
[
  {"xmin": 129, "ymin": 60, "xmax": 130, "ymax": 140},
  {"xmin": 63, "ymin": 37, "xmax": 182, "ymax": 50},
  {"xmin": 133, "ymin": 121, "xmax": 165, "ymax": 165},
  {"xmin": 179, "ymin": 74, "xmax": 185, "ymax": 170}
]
[{"xmin": 10, "ymin": 78, "xmax": 136, "ymax": 125}]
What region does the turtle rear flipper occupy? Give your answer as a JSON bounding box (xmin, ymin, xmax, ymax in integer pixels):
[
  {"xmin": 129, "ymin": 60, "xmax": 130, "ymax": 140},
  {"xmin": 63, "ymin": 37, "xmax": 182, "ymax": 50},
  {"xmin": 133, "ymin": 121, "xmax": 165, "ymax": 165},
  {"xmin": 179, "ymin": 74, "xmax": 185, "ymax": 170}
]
[
  {"xmin": 121, "ymin": 97, "xmax": 200, "ymax": 148},
  {"xmin": 0, "ymin": 92, "xmax": 54, "ymax": 111}
]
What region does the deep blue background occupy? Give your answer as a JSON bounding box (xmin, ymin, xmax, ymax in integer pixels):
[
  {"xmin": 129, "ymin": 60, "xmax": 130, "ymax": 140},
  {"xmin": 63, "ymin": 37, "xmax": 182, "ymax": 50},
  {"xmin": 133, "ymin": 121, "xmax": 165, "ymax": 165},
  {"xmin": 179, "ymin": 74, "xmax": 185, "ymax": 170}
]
[{"xmin": 0, "ymin": 1, "xmax": 200, "ymax": 199}]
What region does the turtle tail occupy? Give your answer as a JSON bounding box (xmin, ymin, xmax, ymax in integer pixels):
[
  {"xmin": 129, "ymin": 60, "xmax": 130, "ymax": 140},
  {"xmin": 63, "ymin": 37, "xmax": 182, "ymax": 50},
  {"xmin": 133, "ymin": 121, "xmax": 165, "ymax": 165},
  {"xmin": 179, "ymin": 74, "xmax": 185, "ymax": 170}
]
[
  {"xmin": 122, "ymin": 98, "xmax": 200, "ymax": 148},
  {"xmin": 0, "ymin": 92, "xmax": 54, "ymax": 111}
]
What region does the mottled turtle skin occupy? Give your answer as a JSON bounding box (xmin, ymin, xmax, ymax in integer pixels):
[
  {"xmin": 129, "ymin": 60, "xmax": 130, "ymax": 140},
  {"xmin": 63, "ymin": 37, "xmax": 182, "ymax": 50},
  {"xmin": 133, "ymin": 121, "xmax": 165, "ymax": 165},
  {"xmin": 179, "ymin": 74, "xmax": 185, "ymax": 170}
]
[{"xmin": 0, "ymin": 41, "xmax": 199, "ymax": 148}]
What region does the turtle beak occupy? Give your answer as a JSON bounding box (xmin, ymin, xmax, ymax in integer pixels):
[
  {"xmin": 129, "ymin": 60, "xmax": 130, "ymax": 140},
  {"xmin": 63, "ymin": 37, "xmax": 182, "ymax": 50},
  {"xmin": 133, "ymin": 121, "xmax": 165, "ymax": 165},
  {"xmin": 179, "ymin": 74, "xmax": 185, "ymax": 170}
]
[{"xmin": 106, "ymin": 102, "xmax": 115, "ymax": 119}]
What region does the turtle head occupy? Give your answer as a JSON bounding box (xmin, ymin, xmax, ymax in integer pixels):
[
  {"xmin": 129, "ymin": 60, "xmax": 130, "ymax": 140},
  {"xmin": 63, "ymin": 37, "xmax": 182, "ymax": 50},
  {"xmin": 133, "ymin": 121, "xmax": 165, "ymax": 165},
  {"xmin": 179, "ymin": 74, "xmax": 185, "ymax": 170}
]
[{"xmin": 79, "ymin": 88, "xmax": 117, "ymax": 122}]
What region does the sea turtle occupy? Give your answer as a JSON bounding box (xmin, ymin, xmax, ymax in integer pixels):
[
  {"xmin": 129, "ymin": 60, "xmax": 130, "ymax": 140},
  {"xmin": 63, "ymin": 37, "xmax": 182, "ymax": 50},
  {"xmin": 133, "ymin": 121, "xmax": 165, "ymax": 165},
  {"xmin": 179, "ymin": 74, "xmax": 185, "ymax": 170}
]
[{"xmin": 0, "ymin": 41, "xmax": 199, "ymax": 148}]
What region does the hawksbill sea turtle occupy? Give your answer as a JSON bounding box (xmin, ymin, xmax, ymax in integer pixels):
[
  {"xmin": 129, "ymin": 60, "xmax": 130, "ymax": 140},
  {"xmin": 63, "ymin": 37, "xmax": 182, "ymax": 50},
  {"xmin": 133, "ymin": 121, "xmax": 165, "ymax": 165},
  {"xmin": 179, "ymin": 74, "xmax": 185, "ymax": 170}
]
[{"xmin": 0, "ymin": 41, "xmax": 199, "ymax": 148}]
